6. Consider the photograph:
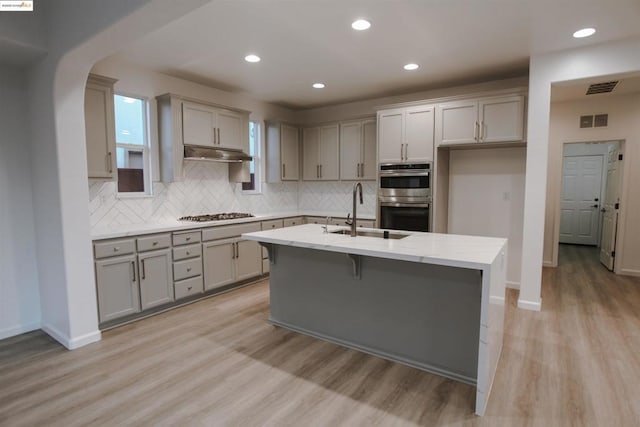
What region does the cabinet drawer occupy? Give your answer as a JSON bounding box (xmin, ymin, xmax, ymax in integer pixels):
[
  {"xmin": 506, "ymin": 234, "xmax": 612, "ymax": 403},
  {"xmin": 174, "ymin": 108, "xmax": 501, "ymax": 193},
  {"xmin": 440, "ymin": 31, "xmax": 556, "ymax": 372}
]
[
  {"xmin": 283, "ymin": 217, "xmax": 304, "ymax": 227},
  {"xmin": 173, "ymin": 243, "xmax": 202, "ymax": 261},
  {"xmin": 261, "ymin": 219, "xmax": 284, "ymax": 230},
  {"xmin": 357, "ymin": 220, "xmax": 376, "ymax": 228},
  {"xmin": 174, "ymin": 276, "xmax": 204, "ymax": 300},
  {"xmin": 137, "ymin": 234, "xmax": 171, "ymax": 252},
  {"xmin": 173, "ymin": 258, "xmax": 202, "ymax": 281},
  {"xmin": 94, "ymin": 239, "xmax": 136, "ymax": 259},
  {"xmin": 202, "ymin": 222, "xmax": 260, "ymax": 241},
  {"xmin": 172, "ymin": 231, "xmax": 201, "ymax": 246}
]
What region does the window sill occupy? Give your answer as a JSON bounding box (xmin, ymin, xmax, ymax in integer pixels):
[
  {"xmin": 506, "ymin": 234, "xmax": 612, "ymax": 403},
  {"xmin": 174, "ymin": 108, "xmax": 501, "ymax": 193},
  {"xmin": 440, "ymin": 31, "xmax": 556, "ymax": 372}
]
[
  {"xmin": 240, "ymin": 190, "xmax": 263, "ymax": 196},
  {"xmin": 116, "ymin": 192, "xmax": 153, "ymax": 199}
]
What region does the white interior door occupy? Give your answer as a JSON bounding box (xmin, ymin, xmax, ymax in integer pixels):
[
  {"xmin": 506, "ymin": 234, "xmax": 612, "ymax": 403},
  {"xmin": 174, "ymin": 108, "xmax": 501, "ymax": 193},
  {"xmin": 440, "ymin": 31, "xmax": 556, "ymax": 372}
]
[
  {"xmin": 559, "ymin": 155, "xmax": 603, "ymax": 245},
  {"xmin": 599, "ymin": 147, "xmax": 622, "ymax": 270}
]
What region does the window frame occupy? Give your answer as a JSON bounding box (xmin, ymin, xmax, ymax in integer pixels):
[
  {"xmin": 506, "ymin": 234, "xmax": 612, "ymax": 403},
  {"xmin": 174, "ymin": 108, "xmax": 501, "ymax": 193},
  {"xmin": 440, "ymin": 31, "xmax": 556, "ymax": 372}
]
[
  {"xmin": 113, "ymin": 92, "xmax": 152, "ymax": 197},
  {"xmin": 241, "ymin": 120, "xmax": 263, "ymax": 194}
]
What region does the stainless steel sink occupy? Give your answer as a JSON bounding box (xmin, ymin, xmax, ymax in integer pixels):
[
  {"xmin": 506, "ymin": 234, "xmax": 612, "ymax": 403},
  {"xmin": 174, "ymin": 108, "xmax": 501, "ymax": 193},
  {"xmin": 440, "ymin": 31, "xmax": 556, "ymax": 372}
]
[{"xmin": 330, "ymin": 229, "xmax": 409, "ymax": 239}]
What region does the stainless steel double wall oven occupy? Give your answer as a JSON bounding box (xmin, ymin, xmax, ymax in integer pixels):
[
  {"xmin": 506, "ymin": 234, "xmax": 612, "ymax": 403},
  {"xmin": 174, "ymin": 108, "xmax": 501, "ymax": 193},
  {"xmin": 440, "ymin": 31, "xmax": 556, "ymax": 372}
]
[{"xmin": 378, "ymin": 162, "xmax": 431, "ymax": 232}]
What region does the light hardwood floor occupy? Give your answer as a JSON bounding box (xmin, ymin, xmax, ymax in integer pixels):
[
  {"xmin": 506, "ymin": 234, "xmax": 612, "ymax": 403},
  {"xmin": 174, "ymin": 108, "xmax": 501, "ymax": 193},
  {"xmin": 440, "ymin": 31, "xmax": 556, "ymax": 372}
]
[{"xmin": 1, "ymin": 244, "xmax": 640, "ymax": 426}]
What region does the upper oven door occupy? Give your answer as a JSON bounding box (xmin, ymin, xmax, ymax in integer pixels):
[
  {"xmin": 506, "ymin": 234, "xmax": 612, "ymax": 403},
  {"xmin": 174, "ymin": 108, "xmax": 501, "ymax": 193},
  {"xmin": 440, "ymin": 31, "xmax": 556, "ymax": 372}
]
[{"xmin": 379, "ymin": 171, "xmax": 431, "ymax": 198}]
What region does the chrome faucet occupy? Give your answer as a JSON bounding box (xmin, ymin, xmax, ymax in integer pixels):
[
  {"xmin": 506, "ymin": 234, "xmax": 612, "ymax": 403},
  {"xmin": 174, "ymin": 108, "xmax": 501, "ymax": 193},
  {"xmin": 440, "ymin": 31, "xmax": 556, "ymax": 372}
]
[
  {"xmin": 322, "ymin": 216, "xmax": 332, "ymax": 233},
  {"xmin": 345, "ymin": 182, "xmax": 363, "ymax": 237}
]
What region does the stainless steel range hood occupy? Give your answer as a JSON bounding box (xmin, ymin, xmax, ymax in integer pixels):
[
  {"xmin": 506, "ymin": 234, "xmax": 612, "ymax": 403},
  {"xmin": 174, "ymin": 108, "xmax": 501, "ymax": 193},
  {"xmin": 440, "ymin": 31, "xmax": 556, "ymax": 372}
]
[{"xmin": 183, "ymin": 144, "xmax": 252, "ymax": 163}]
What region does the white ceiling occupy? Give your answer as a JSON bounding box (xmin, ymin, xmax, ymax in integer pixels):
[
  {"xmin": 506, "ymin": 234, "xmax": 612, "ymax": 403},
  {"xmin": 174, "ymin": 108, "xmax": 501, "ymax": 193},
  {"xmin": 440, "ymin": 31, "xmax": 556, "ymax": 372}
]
[{"xmin": 111, "ymin": 0, "xmax": 640, "ymax": 110}]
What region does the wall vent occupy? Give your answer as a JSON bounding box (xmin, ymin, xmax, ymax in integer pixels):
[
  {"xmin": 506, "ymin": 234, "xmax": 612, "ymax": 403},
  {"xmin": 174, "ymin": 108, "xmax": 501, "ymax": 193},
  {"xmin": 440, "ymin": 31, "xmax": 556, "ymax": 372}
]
[
  {"xmin": 586, "ymin": 81, "xmax": 618, "ymax": 95},
  {"xmin": 580, "ymin": 113, "xmax": 609, "ymax": 128}
]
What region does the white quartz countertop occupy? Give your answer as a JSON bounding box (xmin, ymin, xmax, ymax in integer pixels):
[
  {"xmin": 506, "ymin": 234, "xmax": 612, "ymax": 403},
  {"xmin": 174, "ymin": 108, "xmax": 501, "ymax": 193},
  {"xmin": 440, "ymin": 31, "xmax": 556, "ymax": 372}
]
[
  {"xmin": 242, "ymin": 224, "xmax": 507, "ymax": 270},
  {"xmin": 91, "ymin": 211, "xmax": 376, "ymax": 240}
]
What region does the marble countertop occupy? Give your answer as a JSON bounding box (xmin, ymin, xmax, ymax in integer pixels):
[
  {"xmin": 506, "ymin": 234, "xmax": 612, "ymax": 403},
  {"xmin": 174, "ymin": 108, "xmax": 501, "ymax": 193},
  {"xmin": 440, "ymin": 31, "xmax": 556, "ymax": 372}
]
[
  {"xmin": 91, "ymin": 211, "xmax": 376, "ymax": 240},
  {"xmin": 242, "ymin": 224, "xmax": 507, "ymax": 270}
]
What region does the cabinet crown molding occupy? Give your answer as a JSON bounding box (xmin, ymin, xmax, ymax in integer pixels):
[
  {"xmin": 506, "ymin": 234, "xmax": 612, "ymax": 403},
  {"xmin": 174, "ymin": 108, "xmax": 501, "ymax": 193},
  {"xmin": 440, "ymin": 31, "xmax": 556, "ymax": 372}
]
[{"xmin": 156, "ymin": 93, "xmax": 251, "ymax": 115}]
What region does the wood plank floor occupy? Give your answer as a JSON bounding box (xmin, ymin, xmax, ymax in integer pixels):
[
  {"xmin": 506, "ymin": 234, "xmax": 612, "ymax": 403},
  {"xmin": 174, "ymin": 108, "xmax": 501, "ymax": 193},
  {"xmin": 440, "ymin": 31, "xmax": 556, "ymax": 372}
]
[{"xmin": 2, "ymin": 244, "xmax": 640, "ymax": 426}]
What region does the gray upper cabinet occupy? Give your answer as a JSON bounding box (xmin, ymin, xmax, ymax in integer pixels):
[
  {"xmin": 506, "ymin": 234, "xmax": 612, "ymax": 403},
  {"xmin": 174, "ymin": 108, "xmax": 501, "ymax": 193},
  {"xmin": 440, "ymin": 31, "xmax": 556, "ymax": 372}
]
[
  {"xmin": 378, "ymin": 105, "xmax": 434, "ymax": 163},
  {"xmin": 339, "ymin": 119, "xmax": 376, "ymax": 180},
  {"xmin": 138, "ymin": 248, "xmax": 174, "ymax": 310},
  {"xmin": 302, "ymin": 124, "xmax": 340, "ymax": 181},
  {"xmin": 85, "ymin": 74, "xmax": 117, "ymax": 179},
  {"xmin": 95, "ymin": 254, "xmax": 140, "ymax": 323},
  {"xmin": 265, "ymin": 121, "xmax": 300, "ymax": 182},
  {"xmin": 435, "ymin": 94, "xmax": 525, "ymax": 146}
]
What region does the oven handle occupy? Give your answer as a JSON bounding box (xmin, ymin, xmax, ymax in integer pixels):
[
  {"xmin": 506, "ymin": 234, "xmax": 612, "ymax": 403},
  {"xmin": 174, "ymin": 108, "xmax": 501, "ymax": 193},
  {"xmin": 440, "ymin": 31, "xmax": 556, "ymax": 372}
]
[
  {"xmin": 379, "ymin": 171, "xmax": 430, "ymax": 177},
  {"xmin": 379, "ymin": 202, "xmax": 431, "ymax": 208}
]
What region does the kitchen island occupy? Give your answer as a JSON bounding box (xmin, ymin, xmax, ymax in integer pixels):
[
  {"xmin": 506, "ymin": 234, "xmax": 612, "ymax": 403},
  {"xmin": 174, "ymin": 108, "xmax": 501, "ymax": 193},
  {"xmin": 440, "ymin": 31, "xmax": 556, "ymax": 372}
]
[{"xmin": 242, "ymin": 224, "xmax": 507, "ymax": 416}]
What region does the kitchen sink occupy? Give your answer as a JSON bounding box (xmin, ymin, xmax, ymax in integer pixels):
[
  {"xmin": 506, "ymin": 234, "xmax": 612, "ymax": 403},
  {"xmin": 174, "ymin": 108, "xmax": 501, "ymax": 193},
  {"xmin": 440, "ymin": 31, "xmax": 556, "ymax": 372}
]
[{"xmin": 330, "ymin": 229, "xmax": 409, "ymax": 239}]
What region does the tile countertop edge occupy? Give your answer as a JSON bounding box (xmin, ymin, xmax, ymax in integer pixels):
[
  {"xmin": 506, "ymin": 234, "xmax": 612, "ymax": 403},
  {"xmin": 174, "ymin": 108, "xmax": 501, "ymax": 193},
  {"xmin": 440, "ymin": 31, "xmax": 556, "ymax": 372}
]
[
  {"xmin": 242, "ymin": 224, "xmax": 507, "ymax": 270},
  {"xmin": 91, "ymin": 211, "xmax": 377, "ymax": 240}
]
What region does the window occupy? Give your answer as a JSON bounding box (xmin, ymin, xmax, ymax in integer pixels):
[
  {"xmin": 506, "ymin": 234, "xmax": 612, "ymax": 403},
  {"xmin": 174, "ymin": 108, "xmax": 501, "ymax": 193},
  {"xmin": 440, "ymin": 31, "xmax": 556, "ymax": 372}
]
[
  {"xmin": 242, "ymin": 121, "xmax": 262, "ymax": 193},
  {"xmin": 113, "ymin": 94, "xmax": 150, "ymax": 194}
]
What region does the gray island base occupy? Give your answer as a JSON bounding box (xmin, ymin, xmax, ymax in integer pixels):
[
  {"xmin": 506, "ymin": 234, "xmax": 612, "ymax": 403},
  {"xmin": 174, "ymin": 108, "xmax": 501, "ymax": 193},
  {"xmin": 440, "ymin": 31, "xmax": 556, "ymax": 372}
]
[{"xmin": 243, "ymin": 224, "xmax": 506, "ymax": 416}]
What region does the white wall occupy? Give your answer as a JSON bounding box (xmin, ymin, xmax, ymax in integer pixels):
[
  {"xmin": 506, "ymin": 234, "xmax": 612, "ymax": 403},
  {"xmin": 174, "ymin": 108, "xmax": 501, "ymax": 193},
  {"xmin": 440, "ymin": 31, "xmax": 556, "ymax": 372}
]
[
  {"xmin": 546, "ymin": 93, "xmax": 640, "ymax": 275},
  {"xmin": 522, "ymin": 36, "xmax": 640, "ymax": 310},
  {"xmin": 448, "ymin": 148, "xmax": 526, "ymax": 287},
  {"xmin": 24, "ymin": 0, "xmax": 210, "ymax": 348},
  {"xmin": 0, "ymin": 65, "xmax": 41, "ymax": 339}
]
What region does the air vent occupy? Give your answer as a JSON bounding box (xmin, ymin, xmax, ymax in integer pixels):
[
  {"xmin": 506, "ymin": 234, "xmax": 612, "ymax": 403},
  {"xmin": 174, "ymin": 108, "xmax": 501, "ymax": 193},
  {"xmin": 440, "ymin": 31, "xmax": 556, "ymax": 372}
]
[{"xmin": 586, "ymin": 81, "xmax": 618, "ymax": 95}]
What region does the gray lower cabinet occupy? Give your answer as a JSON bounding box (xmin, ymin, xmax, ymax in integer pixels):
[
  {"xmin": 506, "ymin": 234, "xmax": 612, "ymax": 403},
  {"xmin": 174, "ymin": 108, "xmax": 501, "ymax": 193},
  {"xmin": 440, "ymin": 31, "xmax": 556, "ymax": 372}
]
[
  {"xmin": 138, "ymin": 249, "xmax": 173, "ymax": 310},
  {"xmin": 95, "ymin": 254, "xmax": 140, "ymax": 323},
  {"xmin": 236, "ymin": 239, "xmax": 262, "ymax": 281},
  {"xmin": 203, "ymin": 238, "xmax": 236, "ymax": 291}
]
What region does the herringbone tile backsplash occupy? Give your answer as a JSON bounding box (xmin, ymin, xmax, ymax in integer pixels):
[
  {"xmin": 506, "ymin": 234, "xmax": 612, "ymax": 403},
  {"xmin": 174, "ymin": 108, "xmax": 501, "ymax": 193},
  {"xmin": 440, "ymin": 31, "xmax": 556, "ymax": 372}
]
[{"xmin": 89, "ymin": 161, "xmax": 375, "ymax": 231}]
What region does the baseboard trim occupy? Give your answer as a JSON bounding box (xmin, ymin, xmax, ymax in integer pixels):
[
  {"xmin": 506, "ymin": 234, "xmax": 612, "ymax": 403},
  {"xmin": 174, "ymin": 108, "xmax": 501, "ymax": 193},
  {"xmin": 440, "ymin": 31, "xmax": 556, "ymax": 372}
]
[
  {"xmin": 619, "ymin": 268, "xmax": 640, "ymax": 277},
  {"xmin": 506, "ymin": 281, "xmax": 520, "ymax": 289},
  {"xmin": 0, "ymin": 321, "xmax": 41, "ymax": 340},
  {"xmin": 517, "ymin": 298, "xmax": 542, "ymax": 311},
  {"xmin": 42, "ymin": 324, "xmax": 101, "ymax": 350},
  {"xmin": 542, "ymin": 261, "xmax": 555, "ymax": 267}
]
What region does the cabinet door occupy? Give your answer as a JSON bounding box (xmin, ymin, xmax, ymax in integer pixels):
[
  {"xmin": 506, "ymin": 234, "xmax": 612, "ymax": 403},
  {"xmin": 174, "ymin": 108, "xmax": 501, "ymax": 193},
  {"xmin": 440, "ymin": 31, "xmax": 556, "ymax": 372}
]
[
  {"xmin": 203, "ymin": 239, "xmax": 235, "ymax": 291},
  {"xmin": 378, "ymin": 109, "xmax": 404, "ymax": 163},
  {"xmin": 435, "ymin": 100, "xmax": 478, "ymax": 146},
  {"xmin": 217, "ymin": 109, "xmax": 245, "ymax": 151},
  {"xmin": 281, "ymin": 125, "xmax": 300, "ymax": 180},
  {"xmin": 405, "ymin": 105, "xmax": 434, "ymax": 162},
  {"xmin": 339, "ymin": 121, "xmax": 362, "ymax": 180},
  {"xmin": 138, "ymin": 249, "xmax": 174, "ymax": 310},
  {"xmin": 302, "ymin": 127, "xmax": 320, "ymax": 181},
  {"xmin": 85, "ymin": 82, "xmax": 116, "ymax": 179},
  {"xmin": 361, "ymin": 120, "xmax": 377, "ymax": 179},
  {"xmin": 479, "ymin": 95, "xmax": 524, "ymax": 143},
  {"xmin": 319, "ymin": 124, "xmax": 339, "ymax": 180},
  {"xmin": 236, "ymin": 239, "xmax": 262, "ymax": 281},
  {"xmin": 182, "ymin": 102, "xmax": 216, "ymax": 147},
  {"xmin": 95, "ymin": 254, "xmax": 140, "ymax": 323}
]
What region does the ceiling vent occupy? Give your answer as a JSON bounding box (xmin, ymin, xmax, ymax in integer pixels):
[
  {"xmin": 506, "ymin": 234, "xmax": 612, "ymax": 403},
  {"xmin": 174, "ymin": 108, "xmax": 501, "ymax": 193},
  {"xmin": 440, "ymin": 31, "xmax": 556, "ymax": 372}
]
[{"xmin": 586, "ymin": 81, "xmax": 618, "ymax": 95}]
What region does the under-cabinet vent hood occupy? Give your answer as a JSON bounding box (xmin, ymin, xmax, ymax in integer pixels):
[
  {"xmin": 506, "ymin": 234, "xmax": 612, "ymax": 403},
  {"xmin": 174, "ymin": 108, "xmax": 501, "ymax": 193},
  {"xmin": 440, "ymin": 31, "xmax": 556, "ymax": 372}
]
[{"xmin": 183, "ymin": 144, "xmax": 252, "ymax": 163}]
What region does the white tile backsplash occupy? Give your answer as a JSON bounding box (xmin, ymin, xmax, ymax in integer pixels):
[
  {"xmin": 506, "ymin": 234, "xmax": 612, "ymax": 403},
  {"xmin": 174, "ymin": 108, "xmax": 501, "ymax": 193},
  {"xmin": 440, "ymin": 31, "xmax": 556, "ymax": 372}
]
[{"xmin": 89, "ymin": 161, "xmax": 376, "ymax": 232}]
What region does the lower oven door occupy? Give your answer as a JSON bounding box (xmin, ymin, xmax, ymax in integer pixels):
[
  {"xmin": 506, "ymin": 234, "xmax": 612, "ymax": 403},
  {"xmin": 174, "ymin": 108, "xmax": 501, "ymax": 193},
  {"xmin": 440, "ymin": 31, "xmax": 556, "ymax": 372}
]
[{"xmin": 379, "ymin": 202, "xmax": 430, "ymax": 232}]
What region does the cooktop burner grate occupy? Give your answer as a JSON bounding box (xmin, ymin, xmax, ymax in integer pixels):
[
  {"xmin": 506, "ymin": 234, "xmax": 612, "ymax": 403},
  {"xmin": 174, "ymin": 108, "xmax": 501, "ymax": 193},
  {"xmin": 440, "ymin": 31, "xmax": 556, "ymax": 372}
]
[{"xmin": 178, "ymin": 213, "xmax": 255, "ymax": 222}]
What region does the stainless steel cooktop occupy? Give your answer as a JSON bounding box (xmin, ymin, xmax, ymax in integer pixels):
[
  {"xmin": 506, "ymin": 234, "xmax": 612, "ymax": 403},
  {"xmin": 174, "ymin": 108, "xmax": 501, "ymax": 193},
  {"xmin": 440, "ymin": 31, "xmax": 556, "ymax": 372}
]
[{"xmin": 178, "ymin": 213, "xmax": 254, "ymax": 222}]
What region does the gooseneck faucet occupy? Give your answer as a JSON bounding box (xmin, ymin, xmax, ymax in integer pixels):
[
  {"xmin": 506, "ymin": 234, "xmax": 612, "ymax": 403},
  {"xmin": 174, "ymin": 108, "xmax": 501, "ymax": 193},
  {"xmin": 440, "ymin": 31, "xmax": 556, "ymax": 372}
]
[{"xmin": 346, "ymin": 182, "xmax": 363, "ymax": 237}]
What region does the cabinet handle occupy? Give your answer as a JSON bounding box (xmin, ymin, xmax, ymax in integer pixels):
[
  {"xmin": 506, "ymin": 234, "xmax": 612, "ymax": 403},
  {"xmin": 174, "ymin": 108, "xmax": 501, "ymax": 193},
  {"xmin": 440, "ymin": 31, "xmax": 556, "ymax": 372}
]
[
  {"xmin": 231, "ymin": 243, "xmax": 235, "ymax": 259},
  {"xmin": 187, "ymin": 286, "xmax": 192, "ymax": 291},
  {"xmin": 131, "ymin": 261, "xmax": 136, "ymax": 282},
  {"xmin": 186, "ymin": 251, "xmax": 190, "ymax": 256},
  {"xmin": 405, "ymin": 144, "xmax": 408, "ymax": 161},
  {"xmin": 186, "ymin": 237, "xmax": 191, "ymax": 241},
  {"xmin": 213, "ymin": 127, "xmax": 217, "ymax": 144},
  {"xmin": 235, "ymin": 242, "xmax": 239, "ymax": 258},
  {"xmin": 152, "ymin": 241, "xmax": 158, "ymax": 246},
  {"xmin": 187, "ymin": 267, "xmax": 192, "ymax": 272},
  {"xmin": 107, "ymin": 152, "xmax": 113, "ymax": 173},
  {"xmin": 474, "ymin": 121, "xmax": 479, "ymax": 141},
  {"xmin": 282, "ymin": 163, "xmax": 286, "ymax": 178},
  {"xmin": 356, "ymin": 163, "xmax": 359, "ymax": 177},
  {"xmin": 400, "ymin": 144, "xmax": 403, "ymax": 161},
  {"xmin": 320, "ymin": 164, "xmax": 322, "ymax": 178},
  {"xmin": 113, "ymin": 247, "xmax": 120, "ymax": 252},
  {"xmin": 141, "ymin": 259, "xmax": 146, "ymax": 280},
  {"xmin": 480, "ymin": 121, "xmax": 485, "ymax": 141},
  {"xmin": 217, "ymin": 128, "xmax": 221, "ymax": 145}
]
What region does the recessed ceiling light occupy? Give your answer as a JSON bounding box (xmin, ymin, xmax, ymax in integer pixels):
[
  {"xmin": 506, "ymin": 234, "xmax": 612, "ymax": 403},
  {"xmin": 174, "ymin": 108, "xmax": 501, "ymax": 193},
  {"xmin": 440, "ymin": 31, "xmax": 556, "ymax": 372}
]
[
  {"xmin": 573, "ymin": 28, "xmax": 596, "ymax": 38},
  {"xmin": 312, "ymin": 83, "xmax": 326, "ymax": 89},
  {"xmin": 351, "ymin": 19, "xmax": 371, "ymax": 31},
  {"xmin": 244, "ymin": 54, "xmax": 261, "ymax": 63},
  {"xmin": 403, "ymin": 63, "xmax": 419, "ymax": 71}
]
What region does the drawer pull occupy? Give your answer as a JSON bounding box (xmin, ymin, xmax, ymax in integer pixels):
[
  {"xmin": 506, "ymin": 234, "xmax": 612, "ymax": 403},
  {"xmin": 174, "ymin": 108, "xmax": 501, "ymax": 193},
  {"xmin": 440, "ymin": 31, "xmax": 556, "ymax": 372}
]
[
  {"xmin": 187, "ymin": 267, "xmax": 192, "ymax": 272},
  {"xmin": 186, "ymin": 237, "xmax": 191, "ymax": 241},
  {"xmin": 114, "ymin": 247, "xmax": 120, "ymax": 252},
  {"xmin": 187, "ymin": 286, "xmax": 193, "ymax": 291},
  {"xmin": 186, "ymin": 251, "xmax": 190, "ymax": 255},
  {"xmin": 152, "ymin": 241, "xmax": 158, "ymax": 246}
]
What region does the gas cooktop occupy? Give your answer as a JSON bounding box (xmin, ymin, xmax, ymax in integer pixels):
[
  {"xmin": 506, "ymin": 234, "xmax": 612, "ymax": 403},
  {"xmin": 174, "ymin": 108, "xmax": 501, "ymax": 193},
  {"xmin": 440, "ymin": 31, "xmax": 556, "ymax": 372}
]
[{"xmin": 178, "ymin": 213, "xmax": 255, "ymax": 222}]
